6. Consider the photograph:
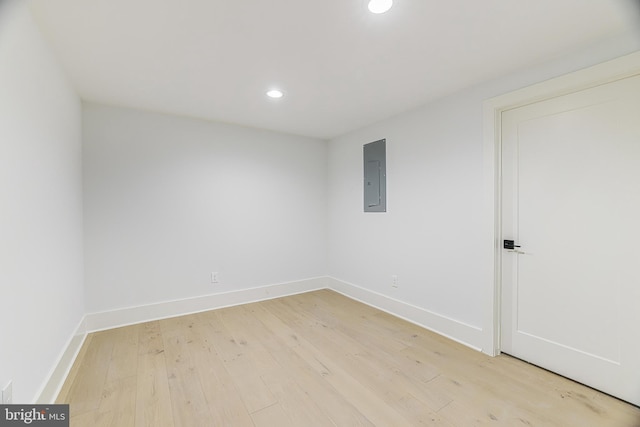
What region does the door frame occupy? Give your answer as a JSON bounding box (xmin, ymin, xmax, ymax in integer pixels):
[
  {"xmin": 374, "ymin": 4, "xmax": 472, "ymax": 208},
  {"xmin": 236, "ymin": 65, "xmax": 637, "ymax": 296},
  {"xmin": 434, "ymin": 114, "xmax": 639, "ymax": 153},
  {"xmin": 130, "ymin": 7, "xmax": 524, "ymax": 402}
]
[{"xmin": 481, "ymin": 51, "xmax": 640, "ymax": 357}]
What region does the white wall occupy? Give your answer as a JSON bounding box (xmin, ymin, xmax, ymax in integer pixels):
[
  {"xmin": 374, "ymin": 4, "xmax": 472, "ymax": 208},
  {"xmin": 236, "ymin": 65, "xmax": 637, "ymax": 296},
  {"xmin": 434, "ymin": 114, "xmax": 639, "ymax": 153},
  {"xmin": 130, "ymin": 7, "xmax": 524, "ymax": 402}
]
[
  {"xmin": 327, "ymin": 33, "xmax": 640, "ymax": 350},
  {"xmin": 0, "ymin": 1, "xmax": 84, "ymax": 403},
  {"xmin": 83, "ymin": 103, "xmax": 327, "ymax": 313}
]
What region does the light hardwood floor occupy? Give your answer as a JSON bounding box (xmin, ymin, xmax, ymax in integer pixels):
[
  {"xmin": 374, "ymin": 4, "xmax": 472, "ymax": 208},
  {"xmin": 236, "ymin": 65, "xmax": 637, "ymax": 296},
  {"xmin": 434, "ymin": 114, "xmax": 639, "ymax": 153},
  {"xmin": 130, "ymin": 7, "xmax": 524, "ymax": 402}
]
[{"xmin": 57, "ymin": 290, "xmax": 640, "ymax": 426}]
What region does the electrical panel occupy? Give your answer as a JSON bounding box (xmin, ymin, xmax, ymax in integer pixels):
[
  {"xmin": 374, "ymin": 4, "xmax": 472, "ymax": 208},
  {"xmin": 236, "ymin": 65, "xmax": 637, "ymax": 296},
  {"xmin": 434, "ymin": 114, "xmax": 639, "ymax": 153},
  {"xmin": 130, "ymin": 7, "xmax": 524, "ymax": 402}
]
[{"xmin": 363, "ymin": 139, "xmax": 386, "ymax": 212}]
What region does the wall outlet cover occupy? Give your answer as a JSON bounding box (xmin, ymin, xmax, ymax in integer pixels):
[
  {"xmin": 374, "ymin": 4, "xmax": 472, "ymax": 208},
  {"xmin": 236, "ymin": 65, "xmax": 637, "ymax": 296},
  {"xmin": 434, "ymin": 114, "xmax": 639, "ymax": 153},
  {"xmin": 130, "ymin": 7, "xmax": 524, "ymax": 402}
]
[{"xmin": 2, "ymin": 381, "xmax": 12, "ymax": 404}]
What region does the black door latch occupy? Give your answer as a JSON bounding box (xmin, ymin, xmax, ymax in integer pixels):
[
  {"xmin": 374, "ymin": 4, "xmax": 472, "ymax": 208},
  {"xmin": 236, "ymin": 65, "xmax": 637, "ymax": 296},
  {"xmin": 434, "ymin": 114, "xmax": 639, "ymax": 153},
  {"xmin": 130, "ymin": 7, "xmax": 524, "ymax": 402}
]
[{"xmin": 503, "ymin": 240, "xmax": 520, "ymax": 250}]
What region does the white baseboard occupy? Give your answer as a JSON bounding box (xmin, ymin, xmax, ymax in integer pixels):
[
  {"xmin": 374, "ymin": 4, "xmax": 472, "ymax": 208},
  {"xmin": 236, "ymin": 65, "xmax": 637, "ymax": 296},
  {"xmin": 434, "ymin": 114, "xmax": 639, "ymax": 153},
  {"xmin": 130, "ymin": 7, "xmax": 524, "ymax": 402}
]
[
  {"xmin": 84, "ymin": 277, "xmax": 328, "ymax": 333},
  {"xmin": 326, "ymin": 277, "xmax": 484, "ymax": 352},
  {"xmin": 41, "ymin": 275, "xmax": 485, "ymax": 403},
  {"xmin": 39, "ymin": 277, "xmax": 327, "ymax": 403},
  {"xmin": 35, "ymin": 318, "xmax": 87, "ymax": 404}
]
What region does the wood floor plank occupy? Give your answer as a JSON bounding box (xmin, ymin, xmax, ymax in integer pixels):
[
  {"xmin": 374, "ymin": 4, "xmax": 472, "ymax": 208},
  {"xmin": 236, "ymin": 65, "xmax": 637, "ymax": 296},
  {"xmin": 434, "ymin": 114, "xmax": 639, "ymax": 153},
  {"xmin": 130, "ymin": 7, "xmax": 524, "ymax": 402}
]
[
  {"xmin": 160, "ymin": 320, "xmax": 214, "ymax": 427},
  {"xmin": 261, "ymin": 369, "xmax": 337, "ymax": 427},
  {"xmin": 96, "ymin": 375, "xmax": 137, "ymax": 427},
  {"xmin": 394, "ymin": 393, "xmax": 456, "ymax": 427},
  {"xmin": 63, "ymin": 331, "xmax": 115, "ymax": 416},
  {"xmin": 105, "ymin": 325, "xmax": 140, "ymax": 382},
  {"xmin": 135, "ymin": 321, "xmax": 174, "ymax": 427},
  {"xmin": 68, "ymin": 408, "xmax": 115, "ymax": 427},
  {"xmin": 56, "ymin": 290, "xmax": 640, "ymax": 427},
  {"xmin": 260, "ymin": 300, "xmax": 415, "ymax": 425},
  {"xmin": 204, "ymin": 308, "xmax": 278, "ymax": 414},
  {"xmin": 268, "ymin": 296, "xmax": 449, "ymax": 419},
  {"xmin": 247, "ymin": 302, "xmax": 375, "ymax": 426},
  {"xmin": 187, "ymin": 321, "xmax": 255, "ymax": 426},
  {"xmin": 251, "ymin": 403, "xmax": 291, "ymax": 426}
]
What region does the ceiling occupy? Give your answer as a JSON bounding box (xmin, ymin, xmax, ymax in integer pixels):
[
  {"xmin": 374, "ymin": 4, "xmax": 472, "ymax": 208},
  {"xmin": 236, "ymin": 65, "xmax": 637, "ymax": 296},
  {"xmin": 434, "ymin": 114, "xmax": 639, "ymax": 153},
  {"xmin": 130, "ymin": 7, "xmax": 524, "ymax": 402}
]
[{"xmin": 28, "ymin": 0, "xmax": 638, "ymax": 139}]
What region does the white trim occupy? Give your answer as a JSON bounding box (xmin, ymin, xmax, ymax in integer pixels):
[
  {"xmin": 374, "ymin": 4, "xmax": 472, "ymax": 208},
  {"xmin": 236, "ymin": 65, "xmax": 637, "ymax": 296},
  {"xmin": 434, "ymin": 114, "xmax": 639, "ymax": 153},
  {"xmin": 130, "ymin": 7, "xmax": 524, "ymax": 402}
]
[
  {"xmin": 41, "ymin": 277, "xmax": 327, "ymax": 403},
  {"xmin": 481, "ymin": 98, "xmax": 502, "ymax": 357},
  {"xmin": 481, "ymin": 51, "xmax": 640, "ymax": 357},
  {"xmin": 327, "ymin": 277, "xmax": 483, "ymax": 352},
  {"xmin": 43, "ymin": 275, "xmax": 491, "ymax": 402},
  {"xmin": 84, "ymin": 277, "xmax": 328, "ymax": 332},
  {"xmin": 35, "ymin": 317, "xmax": 87, "ymax": 404}
]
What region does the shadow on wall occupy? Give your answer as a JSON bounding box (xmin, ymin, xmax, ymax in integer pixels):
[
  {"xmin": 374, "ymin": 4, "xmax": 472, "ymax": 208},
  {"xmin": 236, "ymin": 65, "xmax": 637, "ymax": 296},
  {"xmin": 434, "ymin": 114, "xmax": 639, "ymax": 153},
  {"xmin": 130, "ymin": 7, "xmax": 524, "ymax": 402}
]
[{"xmin": 625, "ymin": 0, "xmax": 640, "ymax": 29}]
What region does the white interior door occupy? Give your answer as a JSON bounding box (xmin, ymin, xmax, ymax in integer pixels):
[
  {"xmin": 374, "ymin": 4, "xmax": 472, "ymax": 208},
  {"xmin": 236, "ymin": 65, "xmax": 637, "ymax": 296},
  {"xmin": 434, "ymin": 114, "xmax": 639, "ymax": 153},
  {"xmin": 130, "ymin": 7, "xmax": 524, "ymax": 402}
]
[{"xmin": 501, "ymin": 73, "xmax": 640, "ymax": 406}]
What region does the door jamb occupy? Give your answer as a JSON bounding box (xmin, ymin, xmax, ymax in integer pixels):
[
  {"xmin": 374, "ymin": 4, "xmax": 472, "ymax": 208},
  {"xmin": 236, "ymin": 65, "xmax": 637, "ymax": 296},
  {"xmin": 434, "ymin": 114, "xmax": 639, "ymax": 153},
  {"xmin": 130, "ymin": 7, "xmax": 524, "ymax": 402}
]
[{"xmin": 481, "ymin": 51, "xmax": 640, "ymax": 357}]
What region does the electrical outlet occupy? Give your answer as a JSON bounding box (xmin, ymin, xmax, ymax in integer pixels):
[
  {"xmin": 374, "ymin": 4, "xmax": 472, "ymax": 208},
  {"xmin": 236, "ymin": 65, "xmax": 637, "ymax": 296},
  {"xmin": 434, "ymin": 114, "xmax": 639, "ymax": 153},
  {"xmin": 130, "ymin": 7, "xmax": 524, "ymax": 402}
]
[
  {"xmin": 391, "ymin": 275, "xmax": 398, "ymax": 288},
  {"xmin": 211, "ymin": 272, "xmax": 219, "ymax": 284},
  {"xmin": 2, "ymin": 380, "xmax": 12, "ymax": 404}
]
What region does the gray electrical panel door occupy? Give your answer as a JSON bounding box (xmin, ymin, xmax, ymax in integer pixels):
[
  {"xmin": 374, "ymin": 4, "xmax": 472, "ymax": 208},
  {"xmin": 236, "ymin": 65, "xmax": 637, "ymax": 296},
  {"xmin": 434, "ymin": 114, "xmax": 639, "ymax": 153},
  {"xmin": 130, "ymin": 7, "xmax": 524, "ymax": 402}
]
[{"xmin": 363, "ymin": 139, "xmax": 386, "ymax": 212}]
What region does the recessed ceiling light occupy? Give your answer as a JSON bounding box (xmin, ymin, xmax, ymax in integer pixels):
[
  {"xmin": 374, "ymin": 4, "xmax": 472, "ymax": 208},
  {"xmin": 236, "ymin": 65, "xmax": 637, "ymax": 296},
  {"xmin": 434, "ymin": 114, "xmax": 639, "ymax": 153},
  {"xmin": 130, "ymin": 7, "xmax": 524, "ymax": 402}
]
[
  {"xmin": 266, "ymin": 89, "xmax": 284, "ymax": 99},
  {"xmin": 368, "ymin": 0, "xmax": 393, "ymax": 14}
]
